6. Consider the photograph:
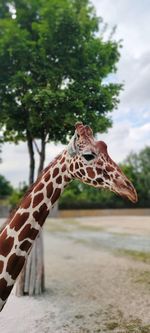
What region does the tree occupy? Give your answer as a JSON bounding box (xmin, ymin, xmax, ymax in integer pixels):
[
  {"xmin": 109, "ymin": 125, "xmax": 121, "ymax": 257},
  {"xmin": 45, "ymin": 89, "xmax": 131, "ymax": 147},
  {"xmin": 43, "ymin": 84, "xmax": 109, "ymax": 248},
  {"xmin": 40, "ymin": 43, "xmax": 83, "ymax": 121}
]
[
  {"xmin": 0, "ymin": 0, "xmax": 122, "ymax": 295},
  {"xmin": 0, "ymin": 145, "xmax": 2, "ymax": 164},
  {"xmin": 124, "ymin": 147, "xmax": 150, "ymax": 207},
  {"xmin": 0, "ymin": 174, "xmax": 13, "ymax": 198},
  {"xmin": 0, "ymin": 0, "xmax": 121, "ymax": 181},
  {"xmin": 9, "ymin": 182, "xmax": 28, "ymax": 209}
]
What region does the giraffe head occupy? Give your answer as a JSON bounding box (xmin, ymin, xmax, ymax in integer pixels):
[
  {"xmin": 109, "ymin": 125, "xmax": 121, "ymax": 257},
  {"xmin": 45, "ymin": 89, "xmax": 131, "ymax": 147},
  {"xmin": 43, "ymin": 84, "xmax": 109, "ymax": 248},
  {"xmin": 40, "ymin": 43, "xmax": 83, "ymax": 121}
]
[{"xmin": 67, "ymin": 122, "xmax": 137, "ymax": 203}]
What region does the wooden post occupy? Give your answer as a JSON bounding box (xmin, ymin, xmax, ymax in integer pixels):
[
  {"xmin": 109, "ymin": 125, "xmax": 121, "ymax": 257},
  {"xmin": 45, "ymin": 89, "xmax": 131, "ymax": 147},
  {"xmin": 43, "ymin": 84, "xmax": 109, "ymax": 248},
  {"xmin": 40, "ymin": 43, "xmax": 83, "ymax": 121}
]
[{"xmin": 16, "ymin": 230, "xmax": 45, "ymax": 296}]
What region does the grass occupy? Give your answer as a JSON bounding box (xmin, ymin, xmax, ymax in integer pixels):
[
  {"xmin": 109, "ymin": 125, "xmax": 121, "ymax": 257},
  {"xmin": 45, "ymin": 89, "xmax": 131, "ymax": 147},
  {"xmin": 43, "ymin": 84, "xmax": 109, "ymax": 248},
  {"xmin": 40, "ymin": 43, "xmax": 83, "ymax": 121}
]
[
  {"xmin": 116, "ymin": 249, "xmax": 150, "ymax": 264},
  {"xmin": 45, "ymin": 218, "xmax": 105, "ymax": 234},
  {"xmin": 45, "ymin": 218, "xmax": 78, "ymax": 232},
  {"xmin": 0, "ymin": 198, "xmax": 9, "ymax": 205},
  {"xmin": 105, "ymin": 313, "xmax": 150, "ymax": 332},
  {"xmin": 129, "ymin": 269, "xmax": 150, "ymax": 288}
]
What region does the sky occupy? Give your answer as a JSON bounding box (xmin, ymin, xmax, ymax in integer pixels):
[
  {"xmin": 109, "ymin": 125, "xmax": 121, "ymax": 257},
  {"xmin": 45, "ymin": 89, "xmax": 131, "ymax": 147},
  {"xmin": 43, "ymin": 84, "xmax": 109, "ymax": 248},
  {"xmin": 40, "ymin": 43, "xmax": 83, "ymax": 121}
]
[{"xmin": 1, "ymin": 0, "xmax": 150, "ymax": 187}]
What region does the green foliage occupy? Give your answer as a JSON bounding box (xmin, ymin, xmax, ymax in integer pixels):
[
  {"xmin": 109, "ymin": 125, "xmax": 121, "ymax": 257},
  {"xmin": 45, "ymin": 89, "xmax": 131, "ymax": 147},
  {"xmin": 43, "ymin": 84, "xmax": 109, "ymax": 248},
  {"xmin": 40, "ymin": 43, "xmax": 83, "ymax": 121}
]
[
  {"xmin": 0, "ymin": 145, "xmax": 2, "ymax": 163},
  {"xmin": 0, "ymin": 174, "xmax": 13, "ymax": 197},
  {"xmin": 59, "ymin": 179, "xmax": 134, "ymax": 209},
  {"xmin": 0, "ymin": 0, "xmax": 122, "ymax": 145},
  {"xmin": 124, "ymin": 147, "xmax": 150, "ymax": 207},
  {"xmin": 8, "ymin": 182, "xmax": 28, "ymax": 209}
]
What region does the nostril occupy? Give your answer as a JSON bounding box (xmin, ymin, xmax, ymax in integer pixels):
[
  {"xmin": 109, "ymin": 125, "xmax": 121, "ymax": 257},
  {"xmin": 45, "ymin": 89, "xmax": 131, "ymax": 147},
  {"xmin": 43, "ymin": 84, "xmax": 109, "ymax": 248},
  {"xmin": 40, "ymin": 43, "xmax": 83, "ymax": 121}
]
[{"xmin": 125, "ymin": 180, "xmax": 132, "ymax": 188}]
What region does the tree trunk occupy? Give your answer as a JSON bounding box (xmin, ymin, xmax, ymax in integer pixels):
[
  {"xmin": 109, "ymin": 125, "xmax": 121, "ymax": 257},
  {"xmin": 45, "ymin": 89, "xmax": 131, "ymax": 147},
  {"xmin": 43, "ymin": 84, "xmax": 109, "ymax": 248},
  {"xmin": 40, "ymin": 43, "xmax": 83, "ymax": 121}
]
[
  {"xmin": 38, "ymin": 135, "xmax": 46, "ymax": 175},
  {"xmin": 26, "ymin": 130, "xmax": 35, "ymax": 185},
  {"xmin": 16, "ymin": 136, "xmax": 45, "ymax": 296}
]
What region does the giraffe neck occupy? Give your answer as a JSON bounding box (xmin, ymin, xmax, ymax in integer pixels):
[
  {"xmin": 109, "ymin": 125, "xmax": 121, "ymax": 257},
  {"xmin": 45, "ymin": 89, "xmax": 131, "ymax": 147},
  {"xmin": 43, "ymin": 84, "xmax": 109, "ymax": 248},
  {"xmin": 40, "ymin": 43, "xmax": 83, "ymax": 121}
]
[{"xmin": 0, "ymin": 149, "xmax": 72, "ymax": 311}]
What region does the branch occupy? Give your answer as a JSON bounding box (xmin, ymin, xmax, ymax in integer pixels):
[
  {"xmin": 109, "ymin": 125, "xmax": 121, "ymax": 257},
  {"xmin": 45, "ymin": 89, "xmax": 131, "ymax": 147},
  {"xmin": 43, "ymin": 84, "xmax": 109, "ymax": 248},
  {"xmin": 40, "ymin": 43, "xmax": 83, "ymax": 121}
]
[{"xmin": 33, "ymin": 139, "xmax": 41, "ymax": 156}]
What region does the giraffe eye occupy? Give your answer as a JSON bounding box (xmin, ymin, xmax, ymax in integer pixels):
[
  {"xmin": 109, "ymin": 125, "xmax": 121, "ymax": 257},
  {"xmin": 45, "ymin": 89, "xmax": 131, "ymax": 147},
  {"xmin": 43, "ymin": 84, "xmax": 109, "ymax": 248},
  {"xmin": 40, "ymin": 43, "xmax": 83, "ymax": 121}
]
[{"xmin": 82, "ymin": 153, "xmax": 96, "ymax": 161}]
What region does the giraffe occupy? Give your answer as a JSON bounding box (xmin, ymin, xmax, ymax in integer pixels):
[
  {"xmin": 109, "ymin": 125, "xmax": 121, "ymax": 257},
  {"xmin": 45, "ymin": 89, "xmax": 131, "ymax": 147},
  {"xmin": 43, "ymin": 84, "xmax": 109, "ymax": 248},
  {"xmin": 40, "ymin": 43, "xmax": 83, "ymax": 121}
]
[{"xmin": 0, "ymin": 122, "xmax": 137, "ymax": 311}]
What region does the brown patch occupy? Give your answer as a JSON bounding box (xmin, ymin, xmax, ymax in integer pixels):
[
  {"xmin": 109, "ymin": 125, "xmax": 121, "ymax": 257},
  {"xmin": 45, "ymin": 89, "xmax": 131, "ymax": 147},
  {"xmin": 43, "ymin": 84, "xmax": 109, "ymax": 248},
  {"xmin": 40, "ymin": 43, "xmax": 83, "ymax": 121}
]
[
  {"xmin": 7, "ymin": 253, "xmax": 25, "ymax": 280},
  {"xmin": 86, "ymin": 167, "xmax": 95, "ymax": 179},
  {"xmin": 33, "ymin": 203, "xmax": 49, "ymax": 227},
  {"xmin": 10, "ymin": 212, "xmax": 29, "ymax": 231},
  {"xmin": 93, "ymin": 180, "xmax": 98, "ymax": 186},
  {"xmin": 20, "ymin": 240, "xmax": 31, "ymax": 252},
  {"xmin": 44, "ymin": 172, "xmax": 51, "ymax": 182},
  {"xmin": 96, "ymin": 168, "xmax": 102, "ymax": 175},
  {"xmin": 96, "ymin": 177, "xmax": 104, "ymax": 184},
  {"xmin": 34, "ymin": 182, "xmax": 45, "ymax": 193},
  {"xmin": 0, "ymin": 278, "xmax": 13, "ymax": 301},
  {"xmin": 75, "ymin": 162, "xmax": 79, "ymax": 169},
  {"xmin": 33, "ymin": 193, "xmax": 44, "ymax": 208},
  {"xmin": 64, "ymin": 175, "xmax": 71, "ymax": 182},
  {"xmin": 51, "ymin": 188, "xmax": 61, "ymax": 205},
  {"xmin": 0, "ymin": 228, "xmax": 7, "ymax": 238},
  {"xmin": 56, "ymin": 176, "xmax": 62, "ymax": 184},
  {"xmin": 76, "ymin": 171, "xmax": 82, "ymax": 178},
  {"xmin": 53, "ymin": 168, "xmax": 59, "ymax": 178},
  {"xmin": 21, "ymin": 196, "xmax": 32, "ymax": 209},
  {"xmin": 0, "ymin": 261, "xmax": 4, "ymax": 274},
  {"xmin": 60, "ymin": 156, "xmax": 65, "ymax": 164},
  {"xmin": 70, "ymin": 163, "xmax": 73, "ymax": 172},
  {"xmin": 46, "ymin": 182, "xmax": 53, "ymax": 198},
  {"xmin": 80, "ymin": 169, "xmax": 86, "ymax": 176},
  {"xmin": 97, "ymin": 160, "xmax": 103, "ymax": 166},
  {"xmin": 0, "ymin": 230, "xmax": 14, "ymax": 257},
  {"xmin": 61, "ymin": 164, "xmax": 66, "ymax": 172},
  {"xmin": 103, "ymin": 170, "xmax": 110, "ymax": 180},
  {"xmin": 106, "ymin": 165, "xmax": 115, "ymax": 172},
  {"xmin": 18, "ymin": 224, "xmax": 39, "ymax": 242}
]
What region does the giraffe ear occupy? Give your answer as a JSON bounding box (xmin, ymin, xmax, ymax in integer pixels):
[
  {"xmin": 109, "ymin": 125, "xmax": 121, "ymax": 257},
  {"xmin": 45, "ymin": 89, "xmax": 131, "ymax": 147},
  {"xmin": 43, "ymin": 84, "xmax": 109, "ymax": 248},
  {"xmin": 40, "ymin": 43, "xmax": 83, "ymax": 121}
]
[{"xmin": 67, "ymin": 133, "xmax": 78, "ymax": 157}]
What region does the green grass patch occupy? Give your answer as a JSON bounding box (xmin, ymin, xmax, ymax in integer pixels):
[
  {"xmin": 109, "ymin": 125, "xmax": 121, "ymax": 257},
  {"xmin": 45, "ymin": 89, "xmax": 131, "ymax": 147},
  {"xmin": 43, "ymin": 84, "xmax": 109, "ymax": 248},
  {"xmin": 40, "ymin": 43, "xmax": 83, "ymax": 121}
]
[
  {"xmin": 129, "ymin": 269, "xmax": 150, "ymax": 288},
  {"xmin": 105, "ymin": 315, "xmax": 150, "ymax": 332},
  {"xmin": 116, "ymin": 249, "xmax": 150, "ymax": 263}
]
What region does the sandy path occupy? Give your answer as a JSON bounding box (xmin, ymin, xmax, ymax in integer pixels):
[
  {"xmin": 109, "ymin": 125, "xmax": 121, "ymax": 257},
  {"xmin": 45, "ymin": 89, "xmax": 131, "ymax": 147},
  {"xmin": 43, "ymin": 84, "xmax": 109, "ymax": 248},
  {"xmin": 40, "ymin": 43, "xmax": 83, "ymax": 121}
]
[{"xmin": 1, "ymin": 216, "xmax": 150, "ymax": 333}]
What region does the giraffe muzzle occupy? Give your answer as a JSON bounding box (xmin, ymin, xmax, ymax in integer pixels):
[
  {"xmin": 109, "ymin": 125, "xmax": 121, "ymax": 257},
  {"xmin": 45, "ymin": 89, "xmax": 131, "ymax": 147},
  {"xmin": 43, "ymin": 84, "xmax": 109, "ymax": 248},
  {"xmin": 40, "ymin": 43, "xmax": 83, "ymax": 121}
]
[{"xmin": 113, "ymin": 178, "xmax": 138, "ymax": 203}]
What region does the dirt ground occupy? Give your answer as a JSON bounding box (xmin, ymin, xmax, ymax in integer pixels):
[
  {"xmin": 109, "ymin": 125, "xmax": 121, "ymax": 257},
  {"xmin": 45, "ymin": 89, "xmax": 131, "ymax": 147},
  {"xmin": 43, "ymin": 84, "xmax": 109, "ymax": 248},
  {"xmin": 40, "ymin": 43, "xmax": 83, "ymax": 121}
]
[{"xmin": 1, "ymin": 215, "xmax": 150, "ymax": 333}]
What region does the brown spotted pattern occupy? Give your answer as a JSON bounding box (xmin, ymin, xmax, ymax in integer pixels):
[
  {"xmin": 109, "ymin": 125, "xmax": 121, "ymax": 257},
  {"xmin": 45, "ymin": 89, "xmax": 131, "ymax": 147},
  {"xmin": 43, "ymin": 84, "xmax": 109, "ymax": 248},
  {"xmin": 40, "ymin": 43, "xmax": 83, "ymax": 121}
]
[
  {"xmin": 34, "ymin": 182, "xmax": 45, "ymax": 193},
  {"xmin": 0, "ymin": 230, "xmax": 14, "ymax": 257},
  {"xmin": 0, "ymin": 123, "xmax": 137, "ymax": 311},
  {"xmin": 33, "ymin": 203, "xmax": 49, "ymax": 227},
  {"xmin": 10, "ymin": 212, "xmax": 29, "ymax": 231},
  {"xmin": 0, "ymin": 278, "xmax": 13, "ymax": 301},
  {"xmin": 21, "ymin": 195, "xmax": 32, "ymax": 209},
  {"xmin": 33, "ymin": 193, "xmax": 44, "ymax": 208},
  {"xmin": 51, "ymin": 188, "xmax": 61, "ymax": 205},
  {"xmin": 18, "ymin": 224, "xmax": 39, "ymax": 242},
  {"xmin": 53, "ymin": 167, "xmax": 59, "ymax": 178},
  {"xmin": 20, "ymin": 240, "xmax": 32, "ymax": 252},
  {"xmin": 7, "ymin": 253, "xmax": 25, "ymax": 280},
  {"xmin": 44, "ymin": 172, "xmax": 51, "ymax": 182},
  {"xmin": 46, "ymin": 182, "xmax": 53, "ymax": 198},
  {"xmin": 0, "ymin": 261, "xmax": 4, "ymax": 274},
  {"xmin": 56, "ymin": 175, "xmax": 62, "ymax": 184}
]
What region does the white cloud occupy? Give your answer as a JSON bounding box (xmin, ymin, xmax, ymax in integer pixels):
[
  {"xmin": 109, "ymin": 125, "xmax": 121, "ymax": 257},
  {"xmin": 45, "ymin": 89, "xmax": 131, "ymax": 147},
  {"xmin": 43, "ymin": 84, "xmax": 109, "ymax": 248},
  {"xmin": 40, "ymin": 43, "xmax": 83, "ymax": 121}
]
[
  {"xmin": 99, "ymin": 121, "xmax": 150, "ymax": 162},
  {"xmin": 93, "ymin": 0, "xmax": 150, "ymax": 116},
  {"xmin": 0, "ymin": 142, "xmax": 65, "ymax": 187}
]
